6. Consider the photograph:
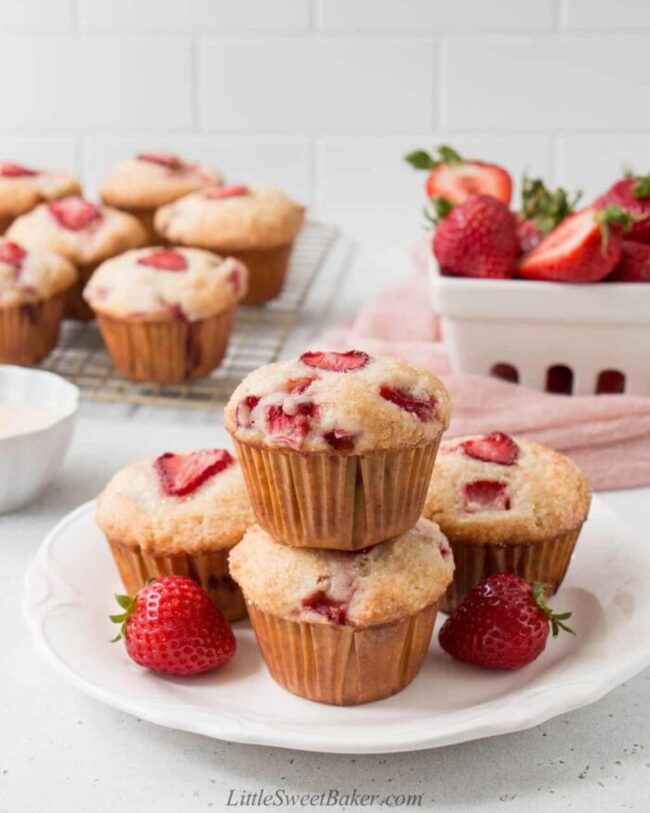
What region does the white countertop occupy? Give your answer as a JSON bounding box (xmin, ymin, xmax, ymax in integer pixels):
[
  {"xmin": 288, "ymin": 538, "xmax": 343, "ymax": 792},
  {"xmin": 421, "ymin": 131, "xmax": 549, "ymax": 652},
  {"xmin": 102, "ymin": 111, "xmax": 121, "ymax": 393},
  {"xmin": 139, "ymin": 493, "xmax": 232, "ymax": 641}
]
[{"xmin": 1, "ymin": 239, "xmax": 649, "ymax": 812}]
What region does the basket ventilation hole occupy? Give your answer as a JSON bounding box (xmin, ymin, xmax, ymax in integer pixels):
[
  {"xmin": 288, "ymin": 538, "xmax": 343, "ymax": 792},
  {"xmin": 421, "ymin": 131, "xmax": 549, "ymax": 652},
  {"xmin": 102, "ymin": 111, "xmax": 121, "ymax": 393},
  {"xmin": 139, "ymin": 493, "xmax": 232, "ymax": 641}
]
[
  {"xmin": 490, "ymin": 363, "xmax": 519, "ymax": 383},
  {"xmin": 546, "ymin": 365, "xmax": 573, "ymax": 395},
  {"xmin": 596, "ymin": 370, "xmax": 625, "ymax": 395}
]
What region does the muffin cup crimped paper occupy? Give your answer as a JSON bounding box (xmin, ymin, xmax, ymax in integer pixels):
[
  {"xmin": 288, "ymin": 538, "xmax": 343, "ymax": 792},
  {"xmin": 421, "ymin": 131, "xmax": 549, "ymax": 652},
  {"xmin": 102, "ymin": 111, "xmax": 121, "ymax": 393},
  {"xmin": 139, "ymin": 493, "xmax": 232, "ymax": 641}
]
[
  {"xmin": 0, "ymin": 290, "xmax": 69, "ymax": 365},
  {"xmin": 225, "ymin": 241, "xmax": 293, "ymax": 306},
  {"xmin": 247, "ymin": 601, "xmax": 440, "ymax": 705},
  {"xmin": 234, "ymin": 436, "xmax": 442, "ymax": 550}
]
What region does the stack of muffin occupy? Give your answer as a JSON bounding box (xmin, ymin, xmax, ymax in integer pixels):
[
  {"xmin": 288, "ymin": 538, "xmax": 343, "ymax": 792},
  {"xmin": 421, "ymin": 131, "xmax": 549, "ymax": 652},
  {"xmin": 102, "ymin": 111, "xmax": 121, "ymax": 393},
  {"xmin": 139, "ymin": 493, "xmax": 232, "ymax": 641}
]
[
  {"xmin": 0, "ymin": 152, "xmax": 305, "ymax": 383},
  {"xmin": 224, "ymin": 350, "xmax": 455, "ymax": 705}
]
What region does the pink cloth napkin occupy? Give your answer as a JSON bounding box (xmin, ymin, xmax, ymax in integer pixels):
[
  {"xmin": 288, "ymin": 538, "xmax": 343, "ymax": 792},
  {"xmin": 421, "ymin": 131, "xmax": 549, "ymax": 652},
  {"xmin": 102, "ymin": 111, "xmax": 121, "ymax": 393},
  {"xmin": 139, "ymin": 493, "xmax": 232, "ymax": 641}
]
[{"xmin": 314, "ymin": 240, "xmax": 650, "ymax": 491}]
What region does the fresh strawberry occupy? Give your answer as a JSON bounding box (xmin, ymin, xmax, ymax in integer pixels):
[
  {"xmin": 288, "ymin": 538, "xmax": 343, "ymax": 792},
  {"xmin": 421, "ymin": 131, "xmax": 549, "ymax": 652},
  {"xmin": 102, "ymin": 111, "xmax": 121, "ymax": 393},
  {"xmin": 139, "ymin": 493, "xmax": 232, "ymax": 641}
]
[
  {"xmin": 48, "ymin": 197, "xmax": 101, "ymax": 231},
  {"xmin": 439, "ymin": 573, "xmax": 574, "ymax": 670},
  {"xmin": 236, "ymin": 395, "xmax": 260, "ymax": 428},
  {"xmin": 462, "ymin": 432, "xmax": 519, "ymax": 466},
  {"xmin": 595, "ymin": 174, "xmax": 650, "ymax": 242},
  {"xmin": 110, "ymin": 576, "xmax": 236, "ymax": 676},
  {"xmin": 609, "ymin": 240, "xmax": 650, "ymax": 282},
  {"xmin": 405, "ymin": 144, "xmax": 512, "ymax": 205},
  {"xmin": 0, "ymin": 162, "xmax": 39, "ymax": 178},
  {"xmin": 138, "ymin": 248, "xmax": 188, "ymax": 271},
  {"xmin": 154, "ymin": 449, "xmax": 234, "ymax": 497},
  {"xmin": 518, "ymin": 205, "xmax": 633, "ymax": 283},
  {"xmin": 463, "ymin": 480, "xmax": 510, "ymax": 513},
  {"xmin": 137, "ymin": 152, "xmax": 182, "ymax": 170},
  {"xmin": 517, "ymin": 176, "xmax": 581, "ymax": 254},
  {"xmin": 302, "ymin": 590, "xmax": 349, "ymax": 625},
  {"xmin": 266, "ymin": 402, "xmax": 317, "ymax": 447},
  {"xmin": 300, "ymin": 350, "xmax": 369, "ymax": 372},
  {"xmin": 433, "ymin": 195, "xmax": 518, "ymax": 279},
  {"xmin": 379, "ymin": 385, "xmax": 437, "ymax": 422},
  {"xmin": 323, "ymin": 429, "xmax": 356, "ymax": 452},
  {"xmin": 516, "ymin": 216, "xmax": 543, "ymax": 254},
  {"xmin": 206, "ymin": 184, "xmax": 249, "ymax": 200},
  {"xmin": 0, "ymin": 241, "xmax": 27, "ymax": 269}
]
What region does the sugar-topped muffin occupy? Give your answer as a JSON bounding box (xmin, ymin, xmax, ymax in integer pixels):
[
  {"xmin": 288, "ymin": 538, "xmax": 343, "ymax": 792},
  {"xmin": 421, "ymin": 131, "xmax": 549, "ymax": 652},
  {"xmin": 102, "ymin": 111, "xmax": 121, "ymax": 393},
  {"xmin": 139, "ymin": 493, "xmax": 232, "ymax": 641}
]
[
  {"xmin": 0, "ymin": 161, "xmax": 81, "ymax": 233},
  {"xmin": 423, "ymin": 432, "xmax": 591, "ymax": 611},
  {"xmin": 100, "ymin": 152, "xmax": 223, "ymax": 242},
  {"xmin": 0, "ymin": 239, "xmax": 77, "ymax": 364},
  {"xmin": 84, "ymin": 246, "xmax": 248, "ymax": 383},
  {"xmin": 97, "ymin": 448, "xmax": 254, "ymax": 621},
  {"xmin": 6, "ymin": 196, "xmax": 147, "ymax": 320},
  {"xmin": 225, "ymin": 351, "xmax": 451, "ymax": 549},
  {"xmin": 155, "ymin": 185, "xmax": 305, "ymax": 305},
  {"xmin": 229, "ymin": 518, "xmax": 453, "ymax": 704}
]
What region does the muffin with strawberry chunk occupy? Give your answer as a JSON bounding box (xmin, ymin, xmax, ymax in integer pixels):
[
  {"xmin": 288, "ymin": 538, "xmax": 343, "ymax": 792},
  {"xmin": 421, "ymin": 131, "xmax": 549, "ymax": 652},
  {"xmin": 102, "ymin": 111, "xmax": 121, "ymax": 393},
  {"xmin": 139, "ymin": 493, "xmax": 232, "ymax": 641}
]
[
  {"xmin": 6, "ymin": 196, "xmax": 147, "ymax": 320},
  {"xmin": 155, "ymin": 185, "xmax": 305, "ymax": 305},
  {"xmin": 84, "ymin": 246, "xmax": 247, "ymax": 383},
  {"xmin": 422, "ymin": 432, "xmax": 591, "ymax": 612},
  {"xmin": 225, "ymin": 351, "xmax": 451, "ymax": 550},
  {"xmin": 96, "ymin": 449, "xmax": 254, "ymax": 622},
  {"xmin": 229, "ymin": 518, "xmax": 453, "ymax": 704},
  {"xmin": 0, "ymin": 239, "xmax": 76, "ymax": 364},
  {"xmin": 100, "ymin": 152, "xmax": 223, "ymax": 243},
  {"xmin": 0, "ymin": 161, "xmax": 81, "ymax": 234}
]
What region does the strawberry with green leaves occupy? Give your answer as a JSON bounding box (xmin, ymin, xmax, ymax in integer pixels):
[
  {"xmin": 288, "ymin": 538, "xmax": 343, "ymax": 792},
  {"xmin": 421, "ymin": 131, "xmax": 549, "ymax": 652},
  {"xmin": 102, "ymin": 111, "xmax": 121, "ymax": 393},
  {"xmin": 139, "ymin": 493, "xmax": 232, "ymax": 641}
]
[
  {"xmin": 405, "ymin": 144, "xmax": 512, "ymax": 205},
  {"xmin": 596, "ymin": 173, "xmax": 650, "ymax": 243},
  {"xmin": 516, "ymin": 176, "xmax": 582, "ymax": 254}
]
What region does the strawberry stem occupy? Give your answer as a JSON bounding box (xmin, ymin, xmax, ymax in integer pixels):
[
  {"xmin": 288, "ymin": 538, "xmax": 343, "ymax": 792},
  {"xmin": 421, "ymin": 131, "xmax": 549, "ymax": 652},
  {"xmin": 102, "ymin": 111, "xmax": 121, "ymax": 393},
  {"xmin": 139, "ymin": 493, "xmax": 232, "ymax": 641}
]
[
  {"xmin": 423, "ymin": 196, "xmax": 454, "ymax": 228},
  {"xmin": 632, "ymin": 174, "xmax": 650, "ymax": 198},
  {"xmin": 405, "ymin": 144, "xmax": 463, "ymax": 171},
  {"xmin": 595, "ymin": 205, "xmax": 637, "ymax": 252},
  {"xmin": 532, "ymin": 582, "xmax": 575, "ymax": 637},
  {"xmin": 109, "ymin": 593, "xmax": 136, "ymax": 642},
  {"xmin": 520, "ymin": 175, "xmax": 581, "ymax": 234}
]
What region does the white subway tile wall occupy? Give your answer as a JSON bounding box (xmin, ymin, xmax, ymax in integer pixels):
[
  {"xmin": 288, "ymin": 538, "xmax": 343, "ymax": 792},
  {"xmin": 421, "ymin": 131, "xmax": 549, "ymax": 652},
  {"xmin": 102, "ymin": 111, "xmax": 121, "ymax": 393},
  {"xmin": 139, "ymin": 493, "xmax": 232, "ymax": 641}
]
[{"xmin": 1, "ymin": 0, "xmax": 648, "ymax": 243}]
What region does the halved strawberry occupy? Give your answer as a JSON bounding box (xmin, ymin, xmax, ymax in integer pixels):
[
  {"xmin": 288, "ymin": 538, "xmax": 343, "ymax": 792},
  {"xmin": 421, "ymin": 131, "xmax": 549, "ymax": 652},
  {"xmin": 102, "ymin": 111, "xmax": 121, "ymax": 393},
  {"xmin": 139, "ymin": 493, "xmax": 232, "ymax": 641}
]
[
  {"xmin": 138, "ymin": 248, "xmax": 188, "ymax": 272},
  {"xmin": 595, "ymin": 174, "xmax": 650, "ymax": 242},
  {"xmin": 518, "ymin": 206, "xmax": 632, "ymax": 283},
  {"xmin": 405, "ymin": 144, "xmax": 512, "ymax": 205},
  {"xmin": 48, "ymin": 197, "xmax": 101, "ymax": 231},
  {"xmin": 137, "ymin": 152, "xmax": 182, "ymax": 170},
  {"xmin": 206, "ymin": 184, "xmax": 249, "ymax": 200},
  {"xmin": 266, "ymin": 402, "xmax": 316, "ymax": 447},
  {"xmin": 517, "ymin": 176, "xmax": 581, "ymax": 254},
  {"xmin": 0, "ymin": 241, "xmax": 27, "ymax": 269},
  {"xmin": 609, "ymin": 240, "xmax": 650, "ymax": 282},
  {"xmin": 0, "ymin": 162, "xmax": 39, "ymax": 178},
  {"xmin": 302, "ymin": 590, "xmax": 349, "ymax": 625},
  {"xmin": 463, "ymin": 480, "xmax": 510, "ymax": 513},
  {"xmin": 379, "ymin": 385, "xmax": 436, "ymax": 422},
  {"xmin": 154, "ymin": 449, "xmax": 234, "ymax": 497},
  {"xmin": 299, "ymin": 350, "xmax": 369, "ymax": 372},
  {"xmin": 461, "ymin": 432, "xmax": 519, "ymax": 466},
  {"xmin": 284, "ymin": 376, "xmax": 317, "ymax": 394},
  {"xmin": 323, "ymin": 429, "xmax": 356, "ymax": 452},
  {"xmin": 236, "ymin": 395, "xmax": 260, "ymax": 428}
]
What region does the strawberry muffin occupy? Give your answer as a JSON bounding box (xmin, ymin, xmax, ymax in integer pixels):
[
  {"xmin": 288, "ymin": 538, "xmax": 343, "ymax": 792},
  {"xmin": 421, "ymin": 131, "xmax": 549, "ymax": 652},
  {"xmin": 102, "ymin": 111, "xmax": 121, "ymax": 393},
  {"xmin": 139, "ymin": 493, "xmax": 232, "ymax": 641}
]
[
  {"xmin": 96, "ymin": 449, "xmax": 254, "ymax": 622},
  {"xmin": 423, "ymin": 432, "xmax": 591, "ymax": 612},
  {"xmin": 229, "ymin": 518, "xmax": 454, "ymax": 705},
  {"xmin": 0, "ymin": 240, "xmax": 76, "ymax": 364},
  {"xmin": 154, "ymin": 185, "xmax": 305, "ymax": 305},
  {"xmin": 100, "ymin": 152, "xmax": 223, "ymax": 243},
  {"xmin": 84, "ymin": 246, "xmax": 247, "ymax": 383},
  {"xmin": 0, "ymin": 161, "xmax": 81, "ymax": 234},
  {"xmin": 6, "ymin": 197, "xmax": 147, "ymax": 320},
  {"xmin": 225, "ymin": 351, "xmax": 451, "ymax": 550}
]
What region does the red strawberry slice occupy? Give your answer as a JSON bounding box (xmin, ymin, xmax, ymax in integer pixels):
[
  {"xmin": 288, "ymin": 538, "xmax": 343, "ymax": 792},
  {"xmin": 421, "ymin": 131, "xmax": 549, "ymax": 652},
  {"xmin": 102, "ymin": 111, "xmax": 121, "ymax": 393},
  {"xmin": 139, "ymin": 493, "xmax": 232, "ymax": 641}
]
[
  {"xmin": 596, "ymin": 175, "xmax": 650, "ymax": 243},
  {"xmin": 300, "ymin": 350, "xmax": 369, "ymax": 373},
  {"xmin": 461, "ymin": 432, "xmax": 519, "ymax": 466},
  {"xmin": 236, "ymin": 395, "xmax": 260, "ymax": 428},
  {"xmin": 138, "ymin": 248, "xmax": 188, "ymax": 272},
  {"xmin": 518, "ymin": 206, "xmax": 632, "ymax": 283},
  {"xmin": 433, "ymin": 195, "xmax": 518, "ymax": 279},
  {"xmin": 0, "ymin": 241, "xmax": 27, "ymax": 269},
  {"xmin": 302, "ymin": 590, "xmax": 349, "ymax": 625},
  {"xmin": 48, "ymin": 198, "xmax": 101, "ymax": 231},
  {"xmin": 206, "ymin": 184, "xmax": 249, "ymax": 200},
  {"xmin": 154, "ymin": 449, "xmax": 234, "ymax": 497},
  {"xmin": 405, "ymin": 145, "xmax": 511, "ymax": 205},
  {"xmin": 137, "ymin": 152, "xmax": 182, "ymax": 170},
  {"xmin": 266, "ymin": 401, "xmax": 316, "ymax": 448},
  {"xmin": 379, "ymin": 385, "xmax": 437, "ymax": 422},
  {"xmin": 463, "ymin": 480, "xmax": 510, "ymax": 513},
  {"xmin": 609, "ymin": 240, "xmax": 650, "ymax": 282},
  {"xmin": 323, "ymin": 429, "xmax": 356, "ymax": 452},
  {"xmin": 284, "ymin": 376, "xmax": 317, "ymax": 394},
  {"xmin": 0, "ymin": 162, "xmax": 39, "ymax": 178},
  {"xmin": 228, "ymin": 266, "xmax": 243, "ymax": 297}
]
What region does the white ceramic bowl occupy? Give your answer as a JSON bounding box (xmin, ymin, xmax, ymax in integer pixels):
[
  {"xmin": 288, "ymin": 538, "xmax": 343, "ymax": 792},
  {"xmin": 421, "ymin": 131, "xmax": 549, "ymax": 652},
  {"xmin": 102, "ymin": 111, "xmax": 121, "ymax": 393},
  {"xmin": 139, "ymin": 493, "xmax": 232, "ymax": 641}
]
[{"xmin": 0, "ymin": 366, "xmax": 78, "ymax": 513}]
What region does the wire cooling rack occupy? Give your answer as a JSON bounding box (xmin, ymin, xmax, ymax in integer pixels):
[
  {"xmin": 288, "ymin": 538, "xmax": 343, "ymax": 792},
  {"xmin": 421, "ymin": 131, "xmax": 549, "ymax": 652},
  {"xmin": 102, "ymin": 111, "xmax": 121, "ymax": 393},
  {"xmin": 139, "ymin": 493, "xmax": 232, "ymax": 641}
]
[{"xmin": 39, "ymin": 222, "xmax": 339, "ymax": 408}]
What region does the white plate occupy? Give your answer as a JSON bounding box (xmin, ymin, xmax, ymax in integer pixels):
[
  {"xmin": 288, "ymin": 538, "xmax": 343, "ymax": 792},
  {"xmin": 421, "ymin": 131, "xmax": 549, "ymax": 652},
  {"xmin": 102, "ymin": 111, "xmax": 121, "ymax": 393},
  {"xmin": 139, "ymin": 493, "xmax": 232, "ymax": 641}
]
[{"xmin": 23, "ymin": 498, "xmax": 650, "ymax": 754}]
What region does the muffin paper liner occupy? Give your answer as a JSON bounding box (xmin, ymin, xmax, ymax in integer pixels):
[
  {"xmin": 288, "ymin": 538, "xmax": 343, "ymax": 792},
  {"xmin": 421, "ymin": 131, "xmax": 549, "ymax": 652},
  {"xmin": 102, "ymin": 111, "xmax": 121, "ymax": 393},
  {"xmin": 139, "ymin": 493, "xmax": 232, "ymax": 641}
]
[
  {"xmin": 108, "ymin": 539, "xmax": 246, "ymax": 622},
  {"xmin": 96, "ymin": 307, "xmax": 235, "ymax": 384},
  {"xmin": 440, "ymin": 524, "xmax": 584, "ymax": 613},
  {"xmin": 66, "ymin": 263, "xmax": 98, "ymax": 321},
  {"xmin": 0, "ymin": 291, "xmax": 68, "ymax": 365},
  {"xmin": 247, "ymin": 601, "xmax": 440, "ymax": 705},
  {"xmin": 233, "ymin": 436, "xmax": 442, "ymax": 550},
  {"xmin": 231, "ymin": 242, "xmax": 293, "ymax": 306}
]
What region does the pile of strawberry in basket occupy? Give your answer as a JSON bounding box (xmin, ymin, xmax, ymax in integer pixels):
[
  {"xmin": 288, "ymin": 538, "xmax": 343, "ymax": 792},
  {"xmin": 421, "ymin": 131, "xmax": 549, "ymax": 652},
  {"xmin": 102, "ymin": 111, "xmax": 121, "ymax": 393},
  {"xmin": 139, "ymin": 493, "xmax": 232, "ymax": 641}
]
[{"xmin": 405, "ymin": 145, "xmax": 650, "ymax": 283}]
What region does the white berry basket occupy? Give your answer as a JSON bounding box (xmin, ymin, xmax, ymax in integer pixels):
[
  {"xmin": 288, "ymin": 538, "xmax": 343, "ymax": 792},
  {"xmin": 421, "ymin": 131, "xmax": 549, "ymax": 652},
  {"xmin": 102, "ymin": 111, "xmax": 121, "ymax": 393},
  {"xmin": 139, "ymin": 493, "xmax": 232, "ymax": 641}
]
[{"xmin": 429, "ymin": 256, "xmax": 650, "ymax": 396}]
